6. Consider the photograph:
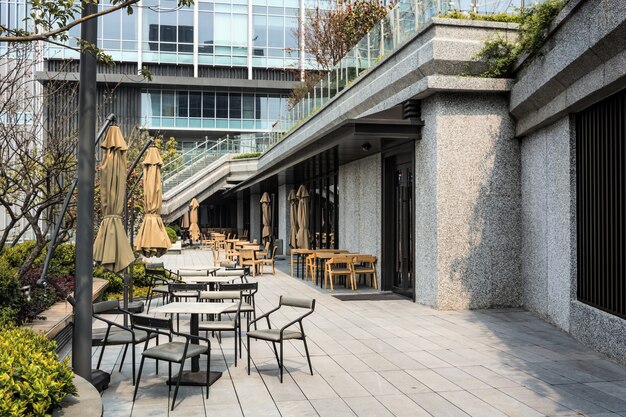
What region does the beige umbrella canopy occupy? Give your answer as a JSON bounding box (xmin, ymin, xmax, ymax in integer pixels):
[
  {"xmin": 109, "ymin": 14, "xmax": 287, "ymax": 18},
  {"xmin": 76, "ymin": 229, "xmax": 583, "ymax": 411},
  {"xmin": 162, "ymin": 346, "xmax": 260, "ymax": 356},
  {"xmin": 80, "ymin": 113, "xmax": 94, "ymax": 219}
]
[
  {"xmin": 288, "ymin": 189, "xmax": 298, "ymax": 249},
  {"xmin": 296, "ymin": 184, "xmax": 310, "ymax": 249},
  {"xmin": 181, "ymin": 211, "xmax": 190, "ymax": 229},
  {"xmin": 93, "ymin": 126, "xmax": 135, "ymax": 273},
  {"xmin": 189, "ymin": 198, "xmax": 200, "ymax": 242},
  {"xmin": 261, "ymin": 192, "xmax": 271, "ymax": 243},
  {"xmin": 135, "ymin": 147, "xmax": 171, "ymax": 257}
]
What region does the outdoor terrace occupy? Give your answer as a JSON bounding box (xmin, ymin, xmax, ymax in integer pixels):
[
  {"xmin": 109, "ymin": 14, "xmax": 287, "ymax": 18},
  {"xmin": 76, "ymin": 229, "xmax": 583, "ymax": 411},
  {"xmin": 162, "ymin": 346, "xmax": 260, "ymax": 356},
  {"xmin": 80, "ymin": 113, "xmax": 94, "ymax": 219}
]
[{"xmin": 82, "ymin": 249, "xmax": 626, "ymax": 417}]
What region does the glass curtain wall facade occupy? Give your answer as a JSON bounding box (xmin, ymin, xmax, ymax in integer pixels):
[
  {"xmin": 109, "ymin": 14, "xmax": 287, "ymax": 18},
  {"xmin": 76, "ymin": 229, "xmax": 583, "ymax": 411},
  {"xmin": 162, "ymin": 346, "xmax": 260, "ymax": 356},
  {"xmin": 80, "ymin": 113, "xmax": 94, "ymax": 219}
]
[
  {"xmin": 142, "ymin": 90, "xmax": 287, "ymax": 130},
  {"xmin": 43, "ymin": 0, "xmax": 302, "ymax": 70}
]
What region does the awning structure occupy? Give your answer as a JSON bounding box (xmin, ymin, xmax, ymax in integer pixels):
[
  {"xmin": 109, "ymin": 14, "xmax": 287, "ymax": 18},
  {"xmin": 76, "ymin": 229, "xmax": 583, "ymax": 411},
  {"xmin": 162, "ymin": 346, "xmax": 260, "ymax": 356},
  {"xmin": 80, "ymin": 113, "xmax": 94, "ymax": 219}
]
[{"xmin": 229, "ymin": 118, "xmax": 421, "ymax": 193}]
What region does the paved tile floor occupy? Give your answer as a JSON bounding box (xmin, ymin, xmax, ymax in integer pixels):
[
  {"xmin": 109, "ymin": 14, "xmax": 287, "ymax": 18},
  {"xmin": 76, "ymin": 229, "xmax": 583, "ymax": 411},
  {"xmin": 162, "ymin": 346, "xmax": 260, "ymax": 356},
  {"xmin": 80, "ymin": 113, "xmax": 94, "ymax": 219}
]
[{"xmin": 93, "ymin": 249, "xmax": 626, "ymax": 417}]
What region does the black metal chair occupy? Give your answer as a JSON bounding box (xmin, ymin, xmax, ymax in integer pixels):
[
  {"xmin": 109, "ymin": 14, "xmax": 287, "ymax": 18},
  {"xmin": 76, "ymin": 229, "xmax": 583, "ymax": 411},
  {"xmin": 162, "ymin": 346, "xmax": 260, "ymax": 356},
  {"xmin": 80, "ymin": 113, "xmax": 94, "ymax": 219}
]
[
  {"xmin": 247, "ymin": 296, "xmax": 315, "ymax": 382},
  {"xmin": 92, "ymin": 300, "xmax": 157, "ymax": 385},
  {"xmin": 131, "ymin": 315, "xmax": 211, "ymax": 411},
  {"xmin": 221, "ymin": 281, "xmax": 258, "ymax": 330},
  {"xmin": 144, "ymin": 266, "xmax": 181, "ymax": 312}
]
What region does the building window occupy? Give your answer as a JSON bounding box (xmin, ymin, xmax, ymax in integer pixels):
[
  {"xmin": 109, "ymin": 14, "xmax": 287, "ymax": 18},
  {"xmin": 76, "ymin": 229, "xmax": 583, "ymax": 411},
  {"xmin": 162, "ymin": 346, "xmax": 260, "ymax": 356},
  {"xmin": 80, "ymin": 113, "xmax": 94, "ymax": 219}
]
[
  {"xmin": 142, "ymin": 89, "xmax": 288, "ymax": 131},
  {"xmin": 576, "ymin": 88, "xmax": 626, "ymax": 319}
]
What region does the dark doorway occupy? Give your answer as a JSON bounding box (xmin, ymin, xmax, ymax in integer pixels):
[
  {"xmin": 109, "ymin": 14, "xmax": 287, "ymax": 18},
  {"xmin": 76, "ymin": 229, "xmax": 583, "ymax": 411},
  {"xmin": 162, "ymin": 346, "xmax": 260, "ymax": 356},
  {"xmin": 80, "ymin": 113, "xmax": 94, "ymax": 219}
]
[{"xmin": 383, "ymin": 144, "xmax": 415, "ymax": 299}]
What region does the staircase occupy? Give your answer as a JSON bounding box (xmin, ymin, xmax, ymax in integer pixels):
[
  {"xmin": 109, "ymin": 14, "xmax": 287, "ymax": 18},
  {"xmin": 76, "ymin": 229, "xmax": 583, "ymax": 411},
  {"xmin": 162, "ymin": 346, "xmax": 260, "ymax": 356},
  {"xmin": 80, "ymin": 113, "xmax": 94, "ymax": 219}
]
[{"xmin": 160, "ymin": 133, "xmax": 275, "ymax": 221}]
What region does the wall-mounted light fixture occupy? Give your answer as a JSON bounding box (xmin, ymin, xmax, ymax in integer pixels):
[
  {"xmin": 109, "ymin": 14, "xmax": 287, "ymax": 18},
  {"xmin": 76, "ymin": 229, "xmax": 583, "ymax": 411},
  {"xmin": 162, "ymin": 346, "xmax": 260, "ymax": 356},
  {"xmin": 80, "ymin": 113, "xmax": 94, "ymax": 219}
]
[{"xmin": 361, "ymin": 142, "xmax": 372, "ymax": 151}]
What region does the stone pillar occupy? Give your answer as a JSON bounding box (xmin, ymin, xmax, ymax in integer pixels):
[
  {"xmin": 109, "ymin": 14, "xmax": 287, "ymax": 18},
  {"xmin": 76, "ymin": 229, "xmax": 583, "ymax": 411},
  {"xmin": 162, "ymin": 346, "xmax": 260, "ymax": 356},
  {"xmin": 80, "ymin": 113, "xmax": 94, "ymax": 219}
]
[
  {"xmin": 278, "ymin": 184, "xmax": 290, "ymax": 255},
  {"xmin": 416, "ymin": 93, "xmax": 521, "ymax": 310},
  {"xmin": 236, "ymin": 192, "xmax": 244, "ymax": 237},
  {"xmin": 249, "ymin": 192, "xmax": 261, "ymax": 244}
]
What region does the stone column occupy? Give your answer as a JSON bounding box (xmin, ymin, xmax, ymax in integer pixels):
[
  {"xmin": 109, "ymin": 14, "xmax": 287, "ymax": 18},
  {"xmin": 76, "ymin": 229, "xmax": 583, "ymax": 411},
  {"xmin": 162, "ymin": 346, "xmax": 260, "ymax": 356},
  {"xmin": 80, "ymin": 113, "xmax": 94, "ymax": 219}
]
[
  {"xmin": 236, "ymin": 192, "xmax": 244, "ymax": 237},
  {"xmin": 249, "ymin": 192, "xmax": 261, "ymax": 244},
  {"xmin": 278, "ymin": 184, "xmax": 290, "ymax": 255},
  {"xmin": 416, "ymin": 93, "xmax": 521, "ymax": 310}
]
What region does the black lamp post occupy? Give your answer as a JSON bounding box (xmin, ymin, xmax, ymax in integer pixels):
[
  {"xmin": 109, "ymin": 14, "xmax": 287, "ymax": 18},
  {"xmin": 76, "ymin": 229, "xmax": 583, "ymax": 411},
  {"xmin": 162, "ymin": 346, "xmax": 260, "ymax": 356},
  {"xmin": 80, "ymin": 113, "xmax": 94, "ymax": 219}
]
[{"xmin": 73, "ymin": 0, "xmax": 98, "ymax": 381}]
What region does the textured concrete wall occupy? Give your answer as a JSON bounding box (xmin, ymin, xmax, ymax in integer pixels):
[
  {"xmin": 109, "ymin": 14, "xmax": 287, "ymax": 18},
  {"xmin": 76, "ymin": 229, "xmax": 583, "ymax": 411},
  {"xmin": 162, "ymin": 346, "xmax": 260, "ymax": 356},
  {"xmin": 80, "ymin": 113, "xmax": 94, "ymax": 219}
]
[
  {"xmin": 418, "ymin": 93, "xmax": 521, "ymax": 310},
  {"xmin": 278, "ymin": 184, "xmax": 290, "ymax": 255},
  {"xmin": 338, "ymin": 154, "xmax": 382, "ymax": 284},
  {"xmin": 520, "ymin": 116, "xmax": 575, "ymax": 331}
]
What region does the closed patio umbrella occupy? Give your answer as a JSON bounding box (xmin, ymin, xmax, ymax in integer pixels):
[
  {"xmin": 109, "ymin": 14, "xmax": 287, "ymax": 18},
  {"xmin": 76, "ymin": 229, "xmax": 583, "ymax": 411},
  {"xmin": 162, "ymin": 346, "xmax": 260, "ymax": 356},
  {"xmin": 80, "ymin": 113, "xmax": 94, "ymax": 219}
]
[
  {"xmin": 288, "ymin": 189, "xmax": 298, "ymax": 249},
  {"xmin": 296, "ymin": 184, "xmax": 310, "ymax": 249},
  {"xmin": 93, "ymin": 126, "xmax": 135, "ymax": 273},
  {"xmin": 189, "ymin": 198, "xmax": 200, "ymax": 242},
  {"xmin": 181, "ymin": 211, "xmax": 190, "ymax": 229},
  {"xmin": 135, "ymin": 146, "xmax": 171, "ymax": 257},
  {"xmin": 261, "ymin": 192, "xmax": 271, "ymax": 244}
]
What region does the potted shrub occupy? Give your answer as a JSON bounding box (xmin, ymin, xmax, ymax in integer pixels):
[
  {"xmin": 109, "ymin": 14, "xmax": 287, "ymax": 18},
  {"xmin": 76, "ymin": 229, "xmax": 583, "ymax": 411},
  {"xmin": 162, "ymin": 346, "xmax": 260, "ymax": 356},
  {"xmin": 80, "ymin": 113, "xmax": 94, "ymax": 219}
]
[{"xmin": 0, "ymin": 326, "xmax": 76, "ymax": 416}]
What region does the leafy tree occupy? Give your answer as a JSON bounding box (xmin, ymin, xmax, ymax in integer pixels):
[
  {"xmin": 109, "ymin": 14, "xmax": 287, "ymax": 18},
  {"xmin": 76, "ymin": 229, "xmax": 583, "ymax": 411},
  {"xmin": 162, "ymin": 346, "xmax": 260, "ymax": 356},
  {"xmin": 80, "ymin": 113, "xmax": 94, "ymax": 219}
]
[{"xmin": 289, "ymin": 0, "xmax": 392, "ymax": 107}]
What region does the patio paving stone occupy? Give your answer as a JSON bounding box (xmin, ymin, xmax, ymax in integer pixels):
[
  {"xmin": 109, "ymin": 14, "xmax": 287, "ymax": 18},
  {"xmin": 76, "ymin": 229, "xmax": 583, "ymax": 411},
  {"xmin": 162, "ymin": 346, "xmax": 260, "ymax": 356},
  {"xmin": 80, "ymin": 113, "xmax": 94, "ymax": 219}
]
[{"xmin": 86, "ymin": 249, "xmax": 626, "ymax": 416}]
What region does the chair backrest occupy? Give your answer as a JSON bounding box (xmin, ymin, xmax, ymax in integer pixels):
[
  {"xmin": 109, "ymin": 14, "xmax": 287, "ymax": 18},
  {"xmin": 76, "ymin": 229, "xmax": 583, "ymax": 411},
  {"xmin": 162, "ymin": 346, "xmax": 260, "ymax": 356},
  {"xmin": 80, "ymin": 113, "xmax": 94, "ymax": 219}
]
[
  {"xmin": 220, "ymin": 282, "xmax": 258, "ymax": 293},
  {"xmin": 280, "ymin": 295, "xmax": 315, "ymax": 310},
  {"xmin": 131, "ymin": 314, "xmax": 172, "ymax": 332},
  {"xmin": 145, "ymin": 262, "xmax": 164, "ymax": 269},
  {"xmin": 268, "ymin": 246, "xmax": 277, "ymax": 260},
  {"xmin": 353, "ymin": 255, "xmax": 376, "ymax": 266},
  {"xmin": 93, "ymin": 299, "xmax": 120, "ymax": 314},
  {"xmin": 168, "ymin": 283, "xmax": 206, "ymax": 293},
  {"xmin": 177, "ymin": 268, "xmax": 208, "ymax": 276},
  {"xmin": 145, "ymin": 267, "xmax": 167, "ymax": 278},
  {"xmin": 327, "ymin": 255, "xmax": 353, "ymax": 266},
  {"xmin": 239, "ymin": 249, "xmax": 255, "ymax": 262},
  {"xmin": 200, "ymin": 290, "xmax": 241, "ymax": 300}
]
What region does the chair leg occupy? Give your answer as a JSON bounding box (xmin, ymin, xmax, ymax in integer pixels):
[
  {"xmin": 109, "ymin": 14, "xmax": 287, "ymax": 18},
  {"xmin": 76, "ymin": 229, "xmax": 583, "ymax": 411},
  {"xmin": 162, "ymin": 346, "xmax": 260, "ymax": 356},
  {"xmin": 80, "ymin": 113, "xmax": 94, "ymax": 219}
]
[
  {"xmin": 279, "ymin": 341, "xmax": 284, "ymax": 383},
  {"xmin": 131, "ymin": 344, "xmax": 136, "ymax": 386},
  {"xmin": 96, "ymin": 343, "xmax": 106, "ymax": 370},
  {"xmin": 132, "ymin": 356, "xmax": 146, "ymax": 402},
  {"xmin": 247, "ymin": 336, "xmax": 251, "ymax": 375},
  {"xmin": 302, "ymin": 337, "xmax": 313, "ymax": 376},
  {"xmin": 271, "ymin": 342, "xmax": 280, "ymax": 368},
  {"xmin": 206, "ymin": 350, "xmax": 211, "ymax": 399},
  {"xmin": 234, "ymin": 328, "xmax": 238, "ymax": 367},
  {"xmin": 171, "ymin": 360, "xmax": 185, "ymax": 411},
  {"xmin": 119, "ymin": 344, "xmax": 129, "ymax": 372}
]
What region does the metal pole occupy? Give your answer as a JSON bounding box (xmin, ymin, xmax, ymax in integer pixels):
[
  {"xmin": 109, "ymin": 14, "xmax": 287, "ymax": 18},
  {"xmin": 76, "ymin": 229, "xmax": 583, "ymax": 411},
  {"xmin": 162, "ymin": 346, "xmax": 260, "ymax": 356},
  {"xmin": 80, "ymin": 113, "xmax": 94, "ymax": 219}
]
[{"xmin": 73, "ymin": 0, "xmax": 98, "ymax": 382}]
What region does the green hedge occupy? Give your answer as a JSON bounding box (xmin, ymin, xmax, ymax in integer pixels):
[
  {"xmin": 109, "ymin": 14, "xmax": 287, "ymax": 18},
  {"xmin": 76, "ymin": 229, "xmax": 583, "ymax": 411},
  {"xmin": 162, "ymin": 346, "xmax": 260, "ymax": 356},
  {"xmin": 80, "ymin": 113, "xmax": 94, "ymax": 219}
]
[
  {"xmin": 0, "ymin": 326, "xmax": 76, "ymax": 416},
  {"xmin": 165, "ymin": 226, "xmax": 177, "ymax": 243}
]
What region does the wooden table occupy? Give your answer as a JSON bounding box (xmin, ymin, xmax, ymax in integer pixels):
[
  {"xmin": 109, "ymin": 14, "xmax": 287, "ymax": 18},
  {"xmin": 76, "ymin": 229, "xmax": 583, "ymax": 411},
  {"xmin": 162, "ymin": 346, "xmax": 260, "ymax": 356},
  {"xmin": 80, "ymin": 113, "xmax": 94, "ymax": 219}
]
[
  {"xmin": 151, "ymin": 302, "xmax": 236, "ymax": 386},
  {"xmin": 313, "ymin": 250, "xmax": 352, "ymax": 285},
  {"xmin": 290, "ymin": 249, "xmax": 313, "ymax": 277}
]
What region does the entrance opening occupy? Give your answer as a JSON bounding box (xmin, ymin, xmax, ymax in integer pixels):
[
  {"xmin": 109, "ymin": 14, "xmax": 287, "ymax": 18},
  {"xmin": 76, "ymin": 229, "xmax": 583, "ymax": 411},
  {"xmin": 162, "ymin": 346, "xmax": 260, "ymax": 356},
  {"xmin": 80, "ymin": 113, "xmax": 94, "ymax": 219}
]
[{"xmin": 383, "ymin": 144, "xmax": 415, "ymax": 299}]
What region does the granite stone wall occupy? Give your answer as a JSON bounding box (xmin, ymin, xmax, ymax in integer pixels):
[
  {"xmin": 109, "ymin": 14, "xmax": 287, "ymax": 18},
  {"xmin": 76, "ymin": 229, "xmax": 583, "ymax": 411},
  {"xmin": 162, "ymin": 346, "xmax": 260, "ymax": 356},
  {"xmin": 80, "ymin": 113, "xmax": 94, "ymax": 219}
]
[
  {"xmin": 338, "ymin": 154, "xmax": 382, "ymax": 284},
  {"xmin": 418, "ymin": 93, "xmax": 521, "ymax": 310},
  {"xmin": 520, "ymin": 116, "xmax": 575, "ymax": 331}
]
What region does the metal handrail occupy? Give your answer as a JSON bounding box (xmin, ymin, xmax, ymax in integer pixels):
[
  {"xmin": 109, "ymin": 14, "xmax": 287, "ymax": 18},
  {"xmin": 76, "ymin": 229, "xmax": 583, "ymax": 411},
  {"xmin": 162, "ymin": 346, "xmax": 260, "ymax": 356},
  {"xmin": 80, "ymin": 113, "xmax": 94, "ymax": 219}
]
[
  {"xmin": 161, "ymin": 136, "xmax": 215, "ymax": 172},
  {"xmin": 162, "ymin": 136, "xmax": 234, "ymax": 184}
]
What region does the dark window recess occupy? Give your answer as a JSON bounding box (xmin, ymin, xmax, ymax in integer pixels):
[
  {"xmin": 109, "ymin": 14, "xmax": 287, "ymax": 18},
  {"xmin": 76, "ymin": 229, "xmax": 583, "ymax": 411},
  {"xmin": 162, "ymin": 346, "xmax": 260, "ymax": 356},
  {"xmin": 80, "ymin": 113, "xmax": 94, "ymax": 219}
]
[
  {"xmin": 576, "ymin": 88, "xmax": 626, "ymax": 319},
  {"xmin": 216, "ymin": 93, "xmax": 229, "ymax": 118},
  {"xmin": 202, "ymin": 92, "xmax": 215, "ymax": 118}
]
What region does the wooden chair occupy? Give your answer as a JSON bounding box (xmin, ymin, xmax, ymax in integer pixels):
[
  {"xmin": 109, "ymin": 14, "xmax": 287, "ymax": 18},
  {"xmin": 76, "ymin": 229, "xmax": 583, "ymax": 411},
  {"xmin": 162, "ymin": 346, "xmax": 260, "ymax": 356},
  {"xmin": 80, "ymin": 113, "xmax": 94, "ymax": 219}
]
[
  {"xmin": 324, "ymin": 255, "xmax": 355, "ymax": 290},
  {"xmin": 259, "ymin": 246, "xmax": 277, "ymax": 275},
  {"xmin": 257, "ymin": 241, "xmax": 271, "ymax": 260},
  {"xmin": 304, "ymin": 252, "xmax": 319, "ymax": 283},
  {"xmin": 239, "ymin": 248, "xmax": 262, "ymax": 277},
  {"xmin": 352, "ymin": 255, "xmax": 378, "ymax": 289}
]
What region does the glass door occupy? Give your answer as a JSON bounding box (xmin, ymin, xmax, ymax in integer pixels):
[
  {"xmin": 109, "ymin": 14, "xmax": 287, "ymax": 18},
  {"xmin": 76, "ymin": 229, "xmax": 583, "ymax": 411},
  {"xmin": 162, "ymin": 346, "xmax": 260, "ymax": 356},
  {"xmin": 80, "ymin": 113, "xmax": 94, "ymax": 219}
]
[{"xmin": 383, "ymin": 146, "xmax": 414, "ymax": 298}]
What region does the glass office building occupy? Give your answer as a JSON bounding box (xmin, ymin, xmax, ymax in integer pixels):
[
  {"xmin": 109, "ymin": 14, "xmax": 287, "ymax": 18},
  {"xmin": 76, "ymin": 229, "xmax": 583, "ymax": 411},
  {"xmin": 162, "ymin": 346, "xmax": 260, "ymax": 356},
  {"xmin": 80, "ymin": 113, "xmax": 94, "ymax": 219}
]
[{"xmin": 0, "ymin": 0, "xmax": 310, "ymax": 149}]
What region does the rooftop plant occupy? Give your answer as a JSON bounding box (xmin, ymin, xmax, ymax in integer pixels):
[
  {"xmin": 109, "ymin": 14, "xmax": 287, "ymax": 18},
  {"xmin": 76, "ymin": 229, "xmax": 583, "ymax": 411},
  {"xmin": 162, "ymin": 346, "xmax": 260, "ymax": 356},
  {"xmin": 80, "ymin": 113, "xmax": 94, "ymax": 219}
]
[
  {"xmin": 471, "ymin": 0, "xmax": 568, "ymax": 77},
  {"xmin": 0, "ymin": 326, "xmax": 76, "ymax": 417}
]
